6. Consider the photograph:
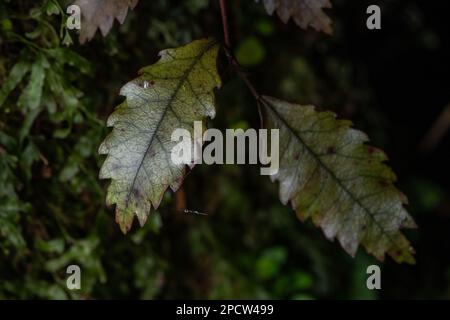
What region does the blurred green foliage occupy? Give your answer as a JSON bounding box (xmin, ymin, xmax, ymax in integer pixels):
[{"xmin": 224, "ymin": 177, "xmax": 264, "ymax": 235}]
[{"xmin": 0, "ymin": 0, "xmax": 449, "ymax": 299}]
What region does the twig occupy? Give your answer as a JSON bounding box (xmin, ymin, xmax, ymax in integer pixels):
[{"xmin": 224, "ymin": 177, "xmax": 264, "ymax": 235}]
[
  {"xmin": 219, "ymin": 0, "xmax": 231, "ymax": 49},
  {"xmin": 218, "ymin": 0, "xmax": 262, "ymax": 103},
  {"xmin": 219, "ymin": 0, "xmax": 266, "ymax": 130}
]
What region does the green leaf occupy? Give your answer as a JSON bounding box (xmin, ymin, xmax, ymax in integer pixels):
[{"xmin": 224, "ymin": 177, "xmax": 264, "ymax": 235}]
[
  {"xmin": 19, "ymin": 141, "xmax": 41, "ymax": 180},
  {"xmin": 19, "ymin": 107, "xmax": 41, "ymax": 143},
  {"xmin": 256, "ymin": 0, "xmax": 333, "ymax": 34},
  {"xmin": 0, "ymin": 61, "xmax": 30, "ymax": 107},
  {"xmin": 0, "ymin": 151, "xmax": 28, "ymax": 255},
  {"xmin": 62, "ymin": 30, "xmax": 74, "ymax": 46},
  {"xmin": 53, "ymin": 127, "xmax": 72, "ymax": 139},
  {"xmin": 99, "ymin": 38, "xmax": 221, "ymax": 233},
  {"xmin": 35, "ymin": 238, "xmax": 65, "ymax": 254},
  {"xmin": 235, "ymin": 37, "xmax": 266, "ymax": 67},
  {"xmin": 74, "ymin": 0, "xmax": 139, "ymax": 44},
  {"xmin": 47, "ymin": 48, "xmax": 93, "ymax": 75},
  {"xmin": 44, "ymin": 1, "xmax": 60, "ymax": 16},
  {"xmin": 256, "ymin": 246, "xmax": 287, "ymax": 279},
  {"xmin": 262, "ymin": 96, "xmax": 416, "ymax": 263},
  {"xmin": 0, "ymin": 18, "xmax": 13, "ymax": 32},
  {"xmin": 18, "ymin": 56, "xmax": 47, "ymax": 110}
]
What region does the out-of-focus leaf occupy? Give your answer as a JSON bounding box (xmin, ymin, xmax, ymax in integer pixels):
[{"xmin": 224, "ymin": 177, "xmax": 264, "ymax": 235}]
[
  {"xmin": 17, "ymin": 56, "xmax": 47, "ymax": 110},
  {"xmin": 256, "ymin": 0, "xmax": 333, "ymax": 34},
  {"xmin": 133, "ymin": 255, "xmax": 164, "ymax": 299},
  {"xmin": 19, "ymin": 107, "xmax": 41, "ymax": 143},
  {"xmin": 235, "ymin": 37, "xmax": 266, "ymax": 67},
  {"xmin": 74, "ymin": 0, "xmax": 139, "ymax": 43},
  {"xmin": 47, "ymin": 48, "xmax": 93, "ymax": 75},
  {"xmin": 99, "ymin": 39, "xmax": 221, "ymax": 233},
  {"xmin": 62, "ymin": 30, "xmax": 74, "ymax": 46},
  {"xmin": 0, "ymin": 18, "xmax": 13, "ymax": 32},
  {"xmin": 407, "ymin": 177, "xmax": 444, "ymax": 213},
  {"xmin": 256, "ymin": 246, "xmax": 287, "ymax": 279},
  {"xmin": 45, "ymin": 236, "xmax": 106, "ymax": 292},
  {"xmin": 292, "ymin": 293, "xmax": 314, "ymax": 300},
  {"xmin": 59, "ymin": 161, "xmax": 79, "ymax": 182},
  {"xmin": 0, "ymin": 132, "xmax": 17, "ymax": 150},
  {"xmin": 35, "ymin": 238, "xmax": 65, "ymax": 254},
  {"xmin": 350, "ymin": 254, "xmax": 378, "ymax": 299},
  {"xmin": 0, "ymin": 152, "xmax": 28, "ymax": 255},
  {"xmin": 184, "ymin": 0, "xmax": 210, "ymax": 14},
  {"xmin": 19, "ymin": 141, "xmax": 41, "ymax": 180},
  {"xmin": 256, "ymin": 19, "xmax": 275, "ymax": 36},
  {"xmin": 44, "ymin": 1, "xmax": 60, "ymax": 16},
  {"xmin": 262, "ymin": 96, "xmax": 416, "ymax": 263},
  {"xmin": 0, "ymin": 61, "xmax": 30, "ymax": 107},
  {"xmin": 53, "ymin": 127, "xmax": 72, "ymax": 139},
  {"xmin": 292, "ymin": 271, "xmax": 313, "ymax": 290}
]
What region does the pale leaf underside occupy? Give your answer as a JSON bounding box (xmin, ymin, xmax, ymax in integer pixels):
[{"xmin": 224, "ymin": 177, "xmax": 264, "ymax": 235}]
[
  {"xmin": 257, "ymin": 0, "xmax": 333, "ymax": 34},
  {"xmin": 99, "ymin": 39, "xmax": 221, "ymax": 233},
  {"xmin": 74, "ymin": 0, "xmax": 139, "ymax": 43},
  {"xmin": 262, "ymin": 96, "xmax": 416, "ymax": 263}
]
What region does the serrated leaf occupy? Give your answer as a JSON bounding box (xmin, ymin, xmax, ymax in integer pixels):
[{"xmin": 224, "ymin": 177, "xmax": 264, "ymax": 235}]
[
  {"xmin": 262, "ymin": 96, "xmax": 416, "ymax": 263},
  {"xmin": 74, "ymin": 0, "xmax": 139, "ymax": 43},
  {"xmin": 256, "ymin": 0, "xmax": 333, "ymax": 34},
  {"xmin": 99, "ymin": 38, "xmax": 221, "ymax": 233}
]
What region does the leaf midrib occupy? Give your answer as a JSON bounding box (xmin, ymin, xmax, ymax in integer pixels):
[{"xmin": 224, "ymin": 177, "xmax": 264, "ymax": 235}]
[
  {"xmin": 125, "ymin": 41, "xmax": 217, "ymax": 207},
  {"xmin": 263, "ymin": 98, "xmax": 407, "ymax": 255}
]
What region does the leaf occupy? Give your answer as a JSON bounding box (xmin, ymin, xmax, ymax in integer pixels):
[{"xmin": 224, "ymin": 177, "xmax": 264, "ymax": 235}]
[
  {"xmin": 0, "ymin": 61, "xmax": 30, "ymax": 108},
  {"xmin": 0, "ymin": 149, "xmax": 28, "ymax": 255},
  {"xmin": 256, "ymin": 0, "xmax": 333, "ymax": 34},
  {"xmin": 17, "ymin": 55, "xmax": 48, "ymax": 111},
  {"xmin": 99, "ymin": 38, "xmax": 221, "ymax": 233},
  {"xmin": 235, "ymin": 37, "xmax": 267, "ymax": 67},
  {"xmin": 47, "ymin": 48, "xmax": 93, "ymax": 75},
  {"xmin": 74, "ymin": 0, "xmax": 139, "ymax": 44},
  {"xmin": 262, "ymin": 96, "xmax": 416, "ymax": 263}
]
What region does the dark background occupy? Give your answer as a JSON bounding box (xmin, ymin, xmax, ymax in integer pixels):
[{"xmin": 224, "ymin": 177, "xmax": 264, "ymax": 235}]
[{"xmin": 0, "ymin": 0, "xmax": 449, "ymax": 299}]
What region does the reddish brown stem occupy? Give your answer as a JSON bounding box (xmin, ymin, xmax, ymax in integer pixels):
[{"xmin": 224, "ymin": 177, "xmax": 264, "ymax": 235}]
[
  {"xmin": 218, "ymin": 0, "xmax": 264, "ymax": 126},
  {"xmin": 219, "ymin": 0, "xmax": 231, "ymax": 49},
  {"xmin": 218, "ymin": 1, "xmax": 261, "ymax": 100}
]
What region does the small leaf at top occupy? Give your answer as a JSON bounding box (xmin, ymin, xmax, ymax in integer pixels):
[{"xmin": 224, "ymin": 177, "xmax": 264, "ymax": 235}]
[
  {"xmin": 256, "ymin": 0, "xmax": 333, "ymax": 34},
  {"xmin": 99, "ymin": 38, "xmax": 221, "ymax": 233},
  {"xmin": 73, "ymin": 0, "xmax": 139, "ymax": 44},
  {"xmin": 262, "ymin": 96, "xmax": 416, "ymax": 263}
]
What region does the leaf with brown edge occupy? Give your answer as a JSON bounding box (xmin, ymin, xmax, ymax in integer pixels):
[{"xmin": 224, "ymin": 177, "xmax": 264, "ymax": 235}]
[
  {"xmin": 99, "ymin": 39, "xmax": 221, "ymax": 233},
  {"xmin": 261, "ymin": 96, "xmax": 416, "ymax": 263},
  {"xmin": 256, "ymin": 0, "xmax": 333, "ymax": 34},
  {"xmin": 74, "ymin": 0, "xmax": 139, "ymax": 43}
]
